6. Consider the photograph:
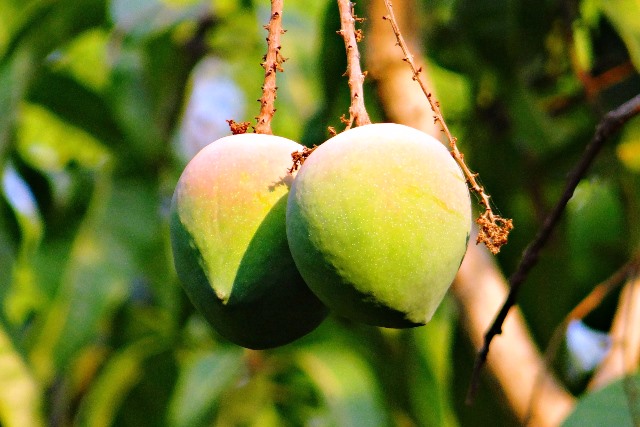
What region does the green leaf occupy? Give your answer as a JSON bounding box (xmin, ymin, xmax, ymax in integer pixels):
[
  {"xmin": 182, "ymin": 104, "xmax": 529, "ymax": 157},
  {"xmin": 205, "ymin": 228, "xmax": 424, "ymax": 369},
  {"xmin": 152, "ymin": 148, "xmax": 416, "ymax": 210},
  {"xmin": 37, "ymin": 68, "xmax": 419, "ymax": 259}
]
[
  {"xmin": 47, "ymin": 28, "xmax": 111, "ymax": 92},
  {"xmin": 0, "ymin": 47, "xmax": 35, "ymax": 160},
  {"xmin": 1, "ymin": 162, "xmax": 44, "ymax": 324},
  {"xmin": 562, "ymin": 374, "xmax": 640, "ymax": 427},
  {"xmin": 27, "ymin": 71, "xmax": 124, "ymax": 150},
  {"xmin": 168, "ymin": 347, "xmax": 244, "ymax": 427},
  {"xmin": 108, "ymin": 47, "xmax": 164, "ymax": 168},
  {"xmin": 566, "ymin": 178, "xmax": 625, "ymax": 284},
  {"xmin": 407, "ymin": 299, "xmax": 459, "ymax": 427},
  {"xmin": 0, "ymin": 323, "xmax": 44, "ymax": 427},
  {"xmin": 28, "ymin": 172, "xmax": 130, "ymax": 384},
  {"xmin": 296, "ymin": 345, "xmax": 390, "ymax": 427},
  {"xmin": 74, "ymin": 338, "xmax": 166, "ymax": 427},
  {"xmin": 16, "ymin": 103, "xmax": 111, "ymax": 173},
  {"xmin": 598, "ymin": 0, "xmax": 640, "ymax": 72},
  {"xmin": 616, "ymin": 116, "xmax": 640, "ymax": 173}
]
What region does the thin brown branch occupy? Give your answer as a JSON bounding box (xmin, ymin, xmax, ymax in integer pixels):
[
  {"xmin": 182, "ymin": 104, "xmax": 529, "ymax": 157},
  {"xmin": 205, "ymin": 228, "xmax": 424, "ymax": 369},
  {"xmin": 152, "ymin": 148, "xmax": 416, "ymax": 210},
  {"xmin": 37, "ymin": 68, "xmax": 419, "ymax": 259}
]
[
  {"xmin": 255, "ymin": 0, "xmax": 286, "ymax": 135},
  {"xmin": 381, "ymin": 0, "xmax": 512, "ymax": 255},
  {"xmin": 468, "ymin": 92, "xmax": 640, "ymax": 403},
  {"xmin": 337, "ymin": 0, "xmax": 371, "ymax": 128},
  {"xmin": 453, "ymin": 238, "xmax": 575, "ymax": 426}
]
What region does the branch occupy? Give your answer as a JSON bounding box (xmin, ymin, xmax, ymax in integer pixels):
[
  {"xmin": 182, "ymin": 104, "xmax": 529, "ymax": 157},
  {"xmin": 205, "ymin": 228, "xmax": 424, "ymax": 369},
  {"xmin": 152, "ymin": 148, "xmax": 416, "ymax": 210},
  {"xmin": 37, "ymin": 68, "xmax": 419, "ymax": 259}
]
[
  {"xmin": 468, "ymin": 92, "xmax": 640, "ymax": 402},
  {"xmin": 336, "ymin": 0, "xmax": 371, "ymax": 128},
  {"xmin": 254, "ymin": 0, "xmax": 286, "ymax": 135},
  {"xmin": 454, "ymin": 238, "xmax": 575, "ymax": 426},
  {"xmin": 289, "ymin": 0, "xmax": 369, "ymax": 172},
  {"xmin": 381, "ymin": 0, "xmax": 512, "ymax": 255}
]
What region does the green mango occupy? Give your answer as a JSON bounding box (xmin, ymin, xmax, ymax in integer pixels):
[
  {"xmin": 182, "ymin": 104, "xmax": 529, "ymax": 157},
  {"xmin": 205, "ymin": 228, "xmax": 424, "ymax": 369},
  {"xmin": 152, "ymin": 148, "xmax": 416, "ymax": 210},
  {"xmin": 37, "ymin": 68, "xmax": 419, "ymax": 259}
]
[
  {"xmin": 286, "ymin": 123, "xmax": 471, "ymax": 328},
  {"xmin": 170, "ymin": 134, "xmax": 328, "ymax": 349}
]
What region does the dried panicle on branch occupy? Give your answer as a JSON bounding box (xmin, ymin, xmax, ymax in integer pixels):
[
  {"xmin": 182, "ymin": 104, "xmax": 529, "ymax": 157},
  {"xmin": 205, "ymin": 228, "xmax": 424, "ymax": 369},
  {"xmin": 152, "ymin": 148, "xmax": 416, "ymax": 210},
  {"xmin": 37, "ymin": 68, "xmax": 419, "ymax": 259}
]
[
  {"xmin": 381, "ymin": 0, "xmax": 512, "ymax": 254},
  {"xmin": 476, "ymin": 211, "xmax": 514, "ymax": 255}
]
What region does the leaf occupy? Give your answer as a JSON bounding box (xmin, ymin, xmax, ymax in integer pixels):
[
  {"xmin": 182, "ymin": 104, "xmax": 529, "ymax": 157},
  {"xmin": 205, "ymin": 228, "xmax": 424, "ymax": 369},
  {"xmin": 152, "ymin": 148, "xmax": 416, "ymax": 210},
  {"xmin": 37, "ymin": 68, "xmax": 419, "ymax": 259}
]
[
  {"xmin": 1, "ymin": 162, "xmax": 44, "ymax": 323},
  {"xmin": 566, "ymin": 178, "xmax": 625, "ymax": 284},
  {"xmin": 74, "ymin": 338, "xmax": 166, "ymax": 427},
  {"xmin": 407, "ymin": 299, "xmax": 459, "ymax": 427},
  {"xmin": 28, "ymin": 172, "xmax": 131, "ymax": 384},
  {"xmin": 16, "ymin": 103, "xmax": 112, "ymax": 173},
  {"xmin": 598, "ymin": 0, "xmax": 640, "ymax": 72},
  {"xmin": 296, "ymin": 345, "xmax": 390, "ymax": 427},
  {"xmin": 47, "ymin": 28, "xmax": 111, "ymax": 92},
  {"xmin": 27, "ymin": 71, "xmax": 124, "ymax": 150},
  {"xmin": 0, "ymin": 47, "xmax": 35, "ymax": 158},
  {"xmin": 107, "ymin": 47, "xmax": 164, "ymax": 167},
  {"xmin": 0, "ymin": 323, "xmax": 44, "ymax": 427},
  {"xmin": 167, "ymin": 347, "xmax": 244, "ymax": 427},
  {"xmin": 562, "ymin": 374, "xmax": 640, "ymax": 427},
  {"xmin": 616, "ymin": 116, "xmax": 640, "ymax": 173}
]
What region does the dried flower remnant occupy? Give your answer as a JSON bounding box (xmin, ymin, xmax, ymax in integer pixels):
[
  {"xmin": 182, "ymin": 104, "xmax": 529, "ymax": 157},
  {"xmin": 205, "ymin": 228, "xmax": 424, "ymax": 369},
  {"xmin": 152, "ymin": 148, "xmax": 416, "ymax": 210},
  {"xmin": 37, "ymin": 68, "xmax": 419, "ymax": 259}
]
[
  {"xmin": 226, "ymin": 120, "xmax": 251, "ymax": 135},
  {"xmin": 288, "ymin": 146, "xmax": 317, "ymax": 173}
]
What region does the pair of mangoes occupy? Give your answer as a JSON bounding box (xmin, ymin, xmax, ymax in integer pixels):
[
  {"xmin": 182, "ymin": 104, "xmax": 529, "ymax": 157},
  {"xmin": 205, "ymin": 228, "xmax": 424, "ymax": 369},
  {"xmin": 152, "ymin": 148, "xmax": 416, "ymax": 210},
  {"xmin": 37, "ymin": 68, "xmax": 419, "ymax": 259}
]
[{"xmin": 170, "ymin": 123, "xmax": 472, "ymax": 349}]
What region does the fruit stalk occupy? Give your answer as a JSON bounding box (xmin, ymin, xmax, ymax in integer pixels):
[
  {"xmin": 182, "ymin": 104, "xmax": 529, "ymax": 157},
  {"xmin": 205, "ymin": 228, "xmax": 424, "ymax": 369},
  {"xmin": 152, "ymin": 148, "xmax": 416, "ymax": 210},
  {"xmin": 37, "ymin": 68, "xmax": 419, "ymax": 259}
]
[
  {"xmin": 255, "ymin": 0, "xmax": 286, "ymax": 135},
  {"xmin": 382, "ymin": 0, "xmax": 512, "ymax": 255},
  {"xmin": 337, "ymin": 0, "xmax": 371, "ymax": 128}
]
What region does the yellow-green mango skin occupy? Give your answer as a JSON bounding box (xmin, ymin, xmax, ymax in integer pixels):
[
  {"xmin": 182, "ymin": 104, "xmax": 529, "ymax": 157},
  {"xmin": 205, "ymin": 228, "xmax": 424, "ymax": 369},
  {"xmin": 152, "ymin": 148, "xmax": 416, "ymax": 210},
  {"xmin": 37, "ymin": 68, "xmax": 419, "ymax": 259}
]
[
  {"xmin": 286, "ymin": 123, "xmax": 471, "ymax": 328},
  {"xmin": 170, "ymin": 134, "xmax": 328, "ymax": 349}
]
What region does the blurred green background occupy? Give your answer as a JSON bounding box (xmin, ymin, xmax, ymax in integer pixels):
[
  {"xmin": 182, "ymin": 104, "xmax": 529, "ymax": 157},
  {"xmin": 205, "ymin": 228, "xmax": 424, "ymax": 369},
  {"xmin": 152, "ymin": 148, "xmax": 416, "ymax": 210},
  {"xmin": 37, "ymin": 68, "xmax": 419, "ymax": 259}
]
[{"xmin": 1, "ymin": 0, "xmax": 639, "ymax": 426}]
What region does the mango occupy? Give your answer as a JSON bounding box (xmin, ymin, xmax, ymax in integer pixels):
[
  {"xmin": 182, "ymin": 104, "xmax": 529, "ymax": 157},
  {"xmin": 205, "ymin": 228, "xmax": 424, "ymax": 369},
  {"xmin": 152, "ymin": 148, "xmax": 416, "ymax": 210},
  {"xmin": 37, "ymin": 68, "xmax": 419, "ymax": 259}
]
[
  {"xmin": 286, "ymin": 123, "xmax": 471, "ymax": 328},
  {"xmin": 170, "ymin": 133, "xmax": 328, "ymax": 349}
]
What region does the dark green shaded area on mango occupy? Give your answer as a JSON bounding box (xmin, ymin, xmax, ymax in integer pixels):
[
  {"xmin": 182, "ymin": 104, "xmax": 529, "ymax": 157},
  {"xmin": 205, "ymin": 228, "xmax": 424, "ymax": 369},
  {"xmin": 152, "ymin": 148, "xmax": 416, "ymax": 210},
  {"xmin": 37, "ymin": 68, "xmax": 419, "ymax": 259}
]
[{"xmin": 170, "ymin": 194, "xmax": 328, "ymax": 350}]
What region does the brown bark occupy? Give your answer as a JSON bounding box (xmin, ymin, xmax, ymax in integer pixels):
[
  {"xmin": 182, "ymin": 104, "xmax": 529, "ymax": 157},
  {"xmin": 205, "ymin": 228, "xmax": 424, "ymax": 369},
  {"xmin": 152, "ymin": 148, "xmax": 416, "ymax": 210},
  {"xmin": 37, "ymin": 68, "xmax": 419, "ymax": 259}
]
[
  {"xmin": 255, "ymin": 0, "xmax": 285, "ymax": 135},
  {"xmin": 337, "ymin": 0, "xmax": 371, "ymax": 128}
]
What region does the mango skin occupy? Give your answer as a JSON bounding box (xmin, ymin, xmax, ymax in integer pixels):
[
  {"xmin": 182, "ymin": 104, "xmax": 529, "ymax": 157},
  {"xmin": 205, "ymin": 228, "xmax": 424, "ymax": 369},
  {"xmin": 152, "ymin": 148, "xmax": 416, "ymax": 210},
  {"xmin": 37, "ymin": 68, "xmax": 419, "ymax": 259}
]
[
  {"xmin": 170, "ymin": 133, "xmax": 328, "ymax": 349},
  {"xmin": 286, "ymin": 123, "xmax": 471, "ymax": 328}
]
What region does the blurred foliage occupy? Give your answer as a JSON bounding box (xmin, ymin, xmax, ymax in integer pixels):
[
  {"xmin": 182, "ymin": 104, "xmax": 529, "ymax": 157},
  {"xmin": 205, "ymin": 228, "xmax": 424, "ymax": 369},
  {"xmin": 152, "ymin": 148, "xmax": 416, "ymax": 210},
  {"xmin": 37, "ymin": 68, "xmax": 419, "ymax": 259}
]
[{"xmin": 0, "ymin": 0, "xmax": 639, "ymax": 426}]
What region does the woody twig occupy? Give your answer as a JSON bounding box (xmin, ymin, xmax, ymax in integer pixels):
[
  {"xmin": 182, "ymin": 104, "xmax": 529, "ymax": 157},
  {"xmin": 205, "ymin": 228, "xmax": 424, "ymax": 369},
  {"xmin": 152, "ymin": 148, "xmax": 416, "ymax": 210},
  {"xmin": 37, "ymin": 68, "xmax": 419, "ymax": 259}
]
[
  {"xmin": 255, "ymin": 0, "xmax": 286, "ymax": 135},
  {"xmin": 289, "ymin": 0, "xmax": 371, "ymax": 173},
  {"xmin": 337, "ymin": 0, "xmax": 371, "ymax": 129}
]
